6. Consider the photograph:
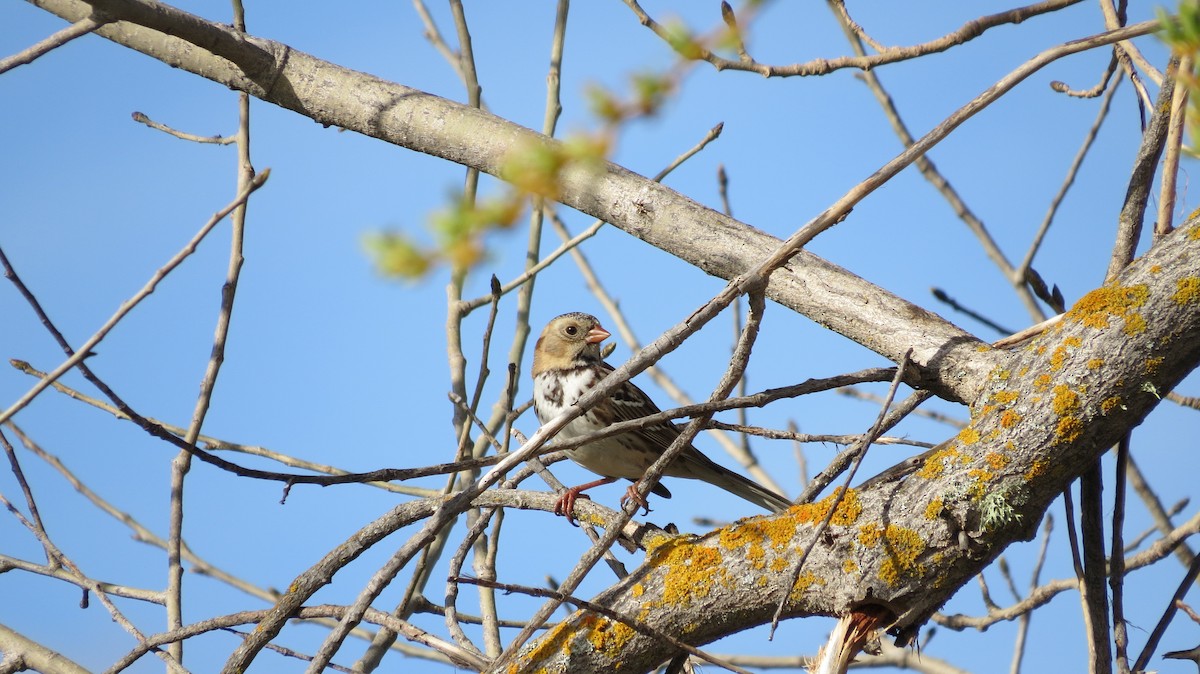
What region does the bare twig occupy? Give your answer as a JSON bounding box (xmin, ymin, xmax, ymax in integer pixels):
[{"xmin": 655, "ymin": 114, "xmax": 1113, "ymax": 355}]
[
  {"xmin": 1108, "ymin": 56, "xmax": 1180, "ymax": 281},
  {"xmin": 1157, "ymin": 54, "xmax": 1192, "ymax": 238},
  {"xmin": 625, "ymin": 0, "xmax": 1085, "ymax": 78},
  {"xmin": 1110, "ymin": 437, "xmax": 1131, "ymax": 674},
  {"xmin": 0, "ymin": 624, "xmax": 90, "ymax": 674},
  {"xmin": 130, "ymin": 111, "xmax": 236, "ymax": 144},
  {"xmin": 1132, "ymin": 552, "xmax": 1200, "ymax": 672},
  {"xmin": 936, "ymin": 510, "xmax": 1200, "ymax": 630},
  {"xmin": 457, "ymin": 576, "xmax": 754, "ymax": 674},
  {"xmin": 0, "ymin": 170, "xmax": 270, "ymax": 426},
  {"xmin": 107, "ymin": 604, "xmax": 489, "ymax": 673},
  {"xmin": 1019, "ymin": 76, "xmax": 1121, "ymax": 282},
  {"xmin": 0, "ymin": 13, "xmax": 109, "ymax": 74},
  {"xmin": 1079, "ymin": 462, "xmax": 1113, "ymax": 674}
]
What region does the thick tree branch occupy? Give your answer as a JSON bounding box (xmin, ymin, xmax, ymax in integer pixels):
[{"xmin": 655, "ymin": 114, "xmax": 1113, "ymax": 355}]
[
  {"xmin": 26, "ymin": 0, "xmax": 1017, "ymax": 402},
  {"xmin": 499, "ymin": 220, "xmax": 1200, "ymax": 672}
]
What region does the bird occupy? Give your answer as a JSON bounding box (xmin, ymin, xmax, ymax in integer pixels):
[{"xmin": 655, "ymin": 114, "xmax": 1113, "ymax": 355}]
[{"xmin": 531, "ymin": 311, "xmax": 792, "ymax": 524}]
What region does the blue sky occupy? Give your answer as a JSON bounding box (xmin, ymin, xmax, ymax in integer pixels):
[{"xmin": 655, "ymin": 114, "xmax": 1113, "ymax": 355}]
[{"xmin": 2, "ymin": 1, "xmax": 1198, "ymax": 672}]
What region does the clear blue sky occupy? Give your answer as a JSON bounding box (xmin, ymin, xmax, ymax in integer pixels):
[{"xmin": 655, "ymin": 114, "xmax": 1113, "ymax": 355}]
[{"xmin": 2, "ymin": 1, "xmax": 1197, "ymax": 672}]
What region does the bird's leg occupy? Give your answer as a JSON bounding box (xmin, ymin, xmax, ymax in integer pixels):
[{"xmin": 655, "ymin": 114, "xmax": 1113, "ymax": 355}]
[
  {"xmin": 620, "ymin": 482, "xmax": 652, "ymax": 517},
  {"xmin": 554, "ymin": 476, "xmax": 617, "ymax": 526}
]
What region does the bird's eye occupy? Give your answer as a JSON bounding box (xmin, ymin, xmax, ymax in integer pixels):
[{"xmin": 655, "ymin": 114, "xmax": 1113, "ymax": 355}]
[{"xmin": 564, "ymin": 325, "xmax": 578, "ymax": 336}]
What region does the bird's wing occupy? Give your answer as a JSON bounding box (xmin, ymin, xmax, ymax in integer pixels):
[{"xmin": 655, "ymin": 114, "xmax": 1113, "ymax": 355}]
[{"xmin": 597, "ymin": 360, "xmax": 684, "ymax": 452}]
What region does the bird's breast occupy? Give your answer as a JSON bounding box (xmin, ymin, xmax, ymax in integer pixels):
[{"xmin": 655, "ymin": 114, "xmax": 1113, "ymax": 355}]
[{"xmin": 533, "ymin": 367, "xmax": 600, "ymax": 425}]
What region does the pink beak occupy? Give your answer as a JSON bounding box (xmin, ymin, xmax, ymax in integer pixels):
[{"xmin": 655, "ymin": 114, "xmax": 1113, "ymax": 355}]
[{"xmin": 586, "ymin": 325, "xmax": 611, "ymax": 344}]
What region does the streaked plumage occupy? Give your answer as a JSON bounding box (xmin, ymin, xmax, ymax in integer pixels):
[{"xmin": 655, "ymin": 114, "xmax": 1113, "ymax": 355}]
[{"xmin": 532, "ymin": 312, "xmax": 792, "ymax": 523}]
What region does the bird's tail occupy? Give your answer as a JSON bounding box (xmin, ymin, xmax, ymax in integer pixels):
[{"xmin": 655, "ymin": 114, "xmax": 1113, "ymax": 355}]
[{"xmin": 677, "ymin": 452, "xmax": 793, "ymax": 513}]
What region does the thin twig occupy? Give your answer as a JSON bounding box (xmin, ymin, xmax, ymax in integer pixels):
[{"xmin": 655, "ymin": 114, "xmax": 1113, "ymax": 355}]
[
  {"xmin": 0, "ymin": 13, "xmax": 109, "ymax": 74},
  {"xmin": 0, "ymin": 429, "xmax": 53, "ymax": 565},
  {"xmin": 1050, "ymin": 55, "xmax": 1118, "ymax": 97},
  {"xmin": 931, "ymin": 288, "xmax": 1013, "ymax": 336},
  {"xmin": 1156, "ymin": 54, "xmax": 1192, "ymax": 238},
  {"xmin": 130, "ymin": 111, "xmax": 236, "ymax": 144},
  {"xmin": 1108, "ymin": 56, "xmax": 1181, "ymax": 281},
  {"xmin": 1020, "ymin": 76, "xmax": 1121, "ymax": 279},
  {"xmin": 0, "ymin": 170, "xmax": 270, "ymax": 427},
  {"xmin": 800, "ymin": 389, "xmax": 933, "ymax": 502},
  {"xmin": 936, "ymin": 510, "xmax": 1200, "ymax": 631},
  {"xmin": 1080, "ymin": 463, "xmax": 1113, "ymax": 674},
  {"xmin": 625, "ymin": 0, "xmax": 1085, "ymax": 78},
  {"xmin": 1110, "ymin": 436, "xmax": 1131, "ymax": 674},
  {"xmin": 1132, "ymin": 553, "xmax": 1200, "ymax": 672},
  {"xmin": 0, "ymin": 492, "xmax": 184, "ymax": 671},
  {"xmin": 457, "ymin": 576, "xmax": 754, "ymax": 674}
]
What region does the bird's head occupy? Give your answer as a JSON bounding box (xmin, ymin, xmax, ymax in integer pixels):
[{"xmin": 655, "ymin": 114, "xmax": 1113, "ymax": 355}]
[{"xmin": 532, "ymin": 312, "xmax": 611, "ymax": 375}]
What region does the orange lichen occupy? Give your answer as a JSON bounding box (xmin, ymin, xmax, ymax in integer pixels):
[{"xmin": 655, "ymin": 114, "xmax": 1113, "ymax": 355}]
[
  {"xmin": 958, "ymin": 427, "xmax": 981, "ymax": 445},
  {"xmin": 1064, "ymin": 336, "xmax": 1082, "ymax": 348},
  {"xmin": 874, "ymin": 526, "xmax": 926, "ymax": 587},
  {"xmin": 1145, "ymin": 356, "xmax": 1164, "ymax": 374},
  {"xmin": 985, "ymin": 452, "xmax": 1010, "ymax": 470},
  {"xmin": 792, "ymin": 488, "xmax": 861, "ymax": 527},
  {"xmin": 789, "ymin": 571, "xmax": 822, "ymax": 602},
  {"xmin": 1033, "ymin": 374, "xmax": 1052, "ymax": 391},
  {"xmin": 858, "ymin": 523, "xmax": 883, "ymax": 547},
  {"xmin": 916, "ymin": 445, "xmax": 962, "ymax": 479},
  {"xmin": 1087, "ymin": 358, "xmax": 1104, "ymax": 370},
  {"xmin": 1024, "ymin": 458, "xmax": 1050, "ymax": 481},
  {"xmin": 1066, "ymin": 284, "xmax": 1149, "ymax": 332},
  {"xmin": 968, "ymin": 469, "xmax": 995, "ymax": 498},
  {"xmin": 842, "ymin": 559, "xmax": 858, "ymax": 573},
  {"xmin": 1101, "ymin": 396, "xmax": 1123, "ymax": 415},
  {"xmin": 1055, "ymin": 417, "xmax": 1083, "ymax": 444},
  {"xmin": 631, "ymin": 583, "xmax": 645, "ymax": 598},
  {"xmin": 1123, "ymin": 313, "xmax": 1147, "ymax": 335},
  {"xmin": 583, "ymin": 613, "xmax": 636, "ymax": 655},
  {"xmin": 991, "ymin": 390, "xmax": 1019, "ymax": 405},
  {"xmin": 649, "ymin": 539, "xmax": 726, "ymax": 608},
  {"xmin": 1173, "ymin": 277, "xmax": 1200, "ymax": 305},
  {"xmin": 924, "ymin": 498, "xmax": 944, "ymax": 520},
  {"xmin": 516, "ymin": 619, "xmax": 579, "ymax": 667},
  {"xmin": 1150, "ymin": 264, "xmax": 1163, "ymax": 273},
  {"xmin": 1190, "ymin": 224, "xmax": 1200, "ymax": 239},
  {"xmin": 1052, "ymin": 385, "xmax": 1080, "ymax": 416},
  {"xmin": 1000, "ymin": 410, "xmax": 1021, "ymax": 428},
  {"xmin": 1049, "ymin": 347, "xmax": 1068, "ymax": 371}
]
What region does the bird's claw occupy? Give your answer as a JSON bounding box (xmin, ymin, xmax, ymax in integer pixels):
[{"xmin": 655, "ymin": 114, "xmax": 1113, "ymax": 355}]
[
  {"xmin": 554, "ymin": 489, "xmax": 592, "ymax": 527},
  {"xmin": 620, "ymin": 484, "xmax": 652, "ymax": 517}
]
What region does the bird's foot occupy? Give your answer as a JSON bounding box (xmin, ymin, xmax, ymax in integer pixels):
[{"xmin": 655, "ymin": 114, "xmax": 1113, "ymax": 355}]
[
  {"xmin": 620, "ymin": 483, "xmax": 652, "ymax": 517},
  {"xmin": 553, "ymin": 489, "xmax": 592, "ymax": 527}
]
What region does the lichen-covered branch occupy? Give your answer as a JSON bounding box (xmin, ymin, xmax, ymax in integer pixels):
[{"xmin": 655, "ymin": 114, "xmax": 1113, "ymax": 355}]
[{"xmin": 497, "ymin": 221, "xmax": 1200, "ymax": 672}]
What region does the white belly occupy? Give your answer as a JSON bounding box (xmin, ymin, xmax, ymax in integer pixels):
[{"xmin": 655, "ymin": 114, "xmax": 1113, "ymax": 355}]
[{"xmin": 533, "ymin": 369, "xmax": 652, "ymax": 480}]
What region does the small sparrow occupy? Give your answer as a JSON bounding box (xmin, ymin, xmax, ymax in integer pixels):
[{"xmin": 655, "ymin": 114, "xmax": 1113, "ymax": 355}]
[{"xmin": 532, "ymin": 312, "xmax": 792, "ymax": 523}]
